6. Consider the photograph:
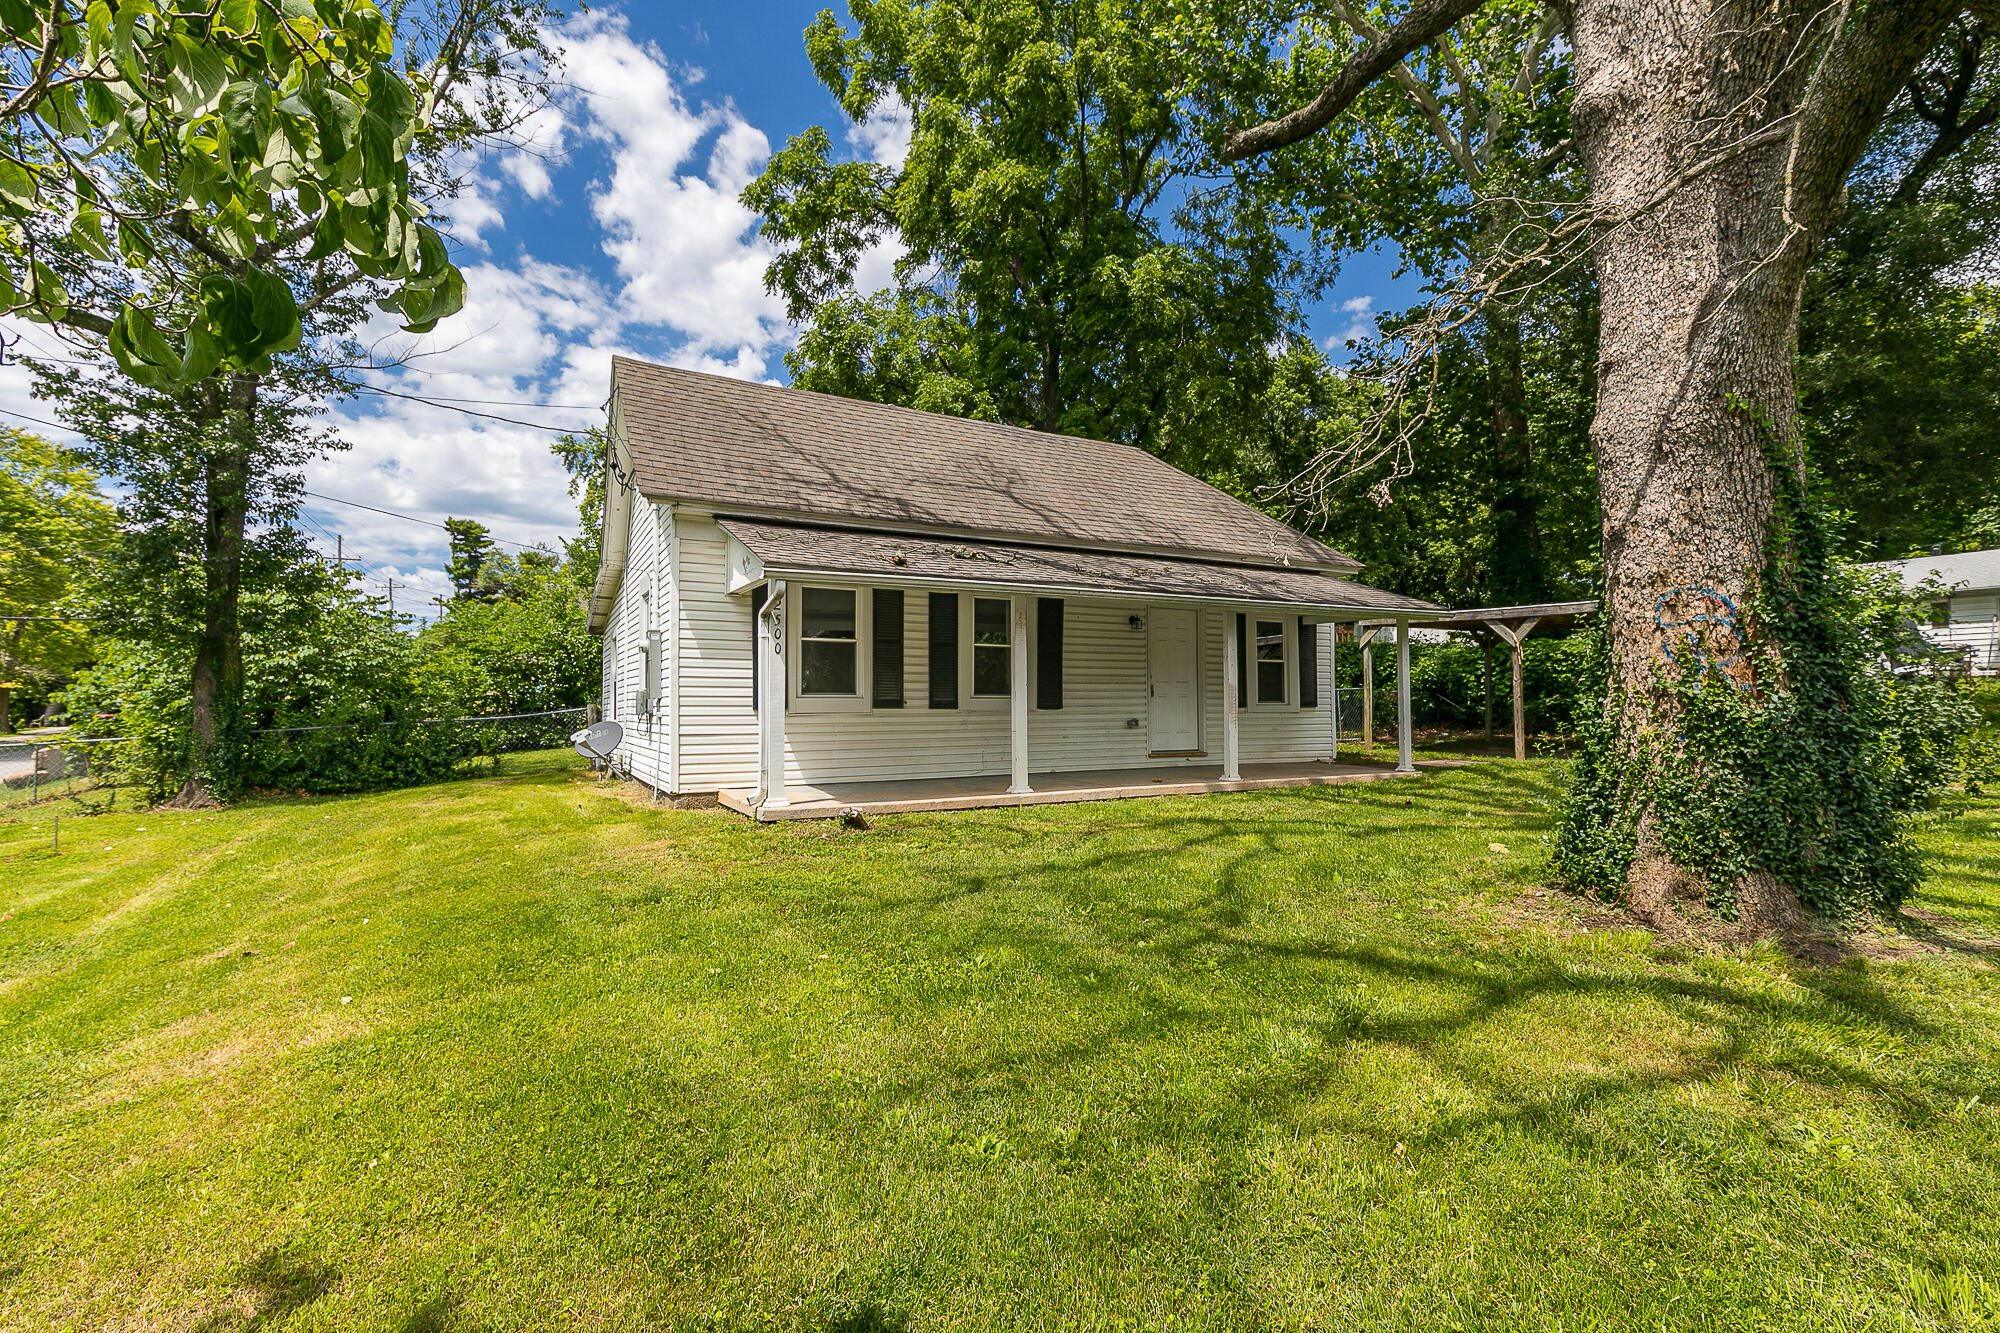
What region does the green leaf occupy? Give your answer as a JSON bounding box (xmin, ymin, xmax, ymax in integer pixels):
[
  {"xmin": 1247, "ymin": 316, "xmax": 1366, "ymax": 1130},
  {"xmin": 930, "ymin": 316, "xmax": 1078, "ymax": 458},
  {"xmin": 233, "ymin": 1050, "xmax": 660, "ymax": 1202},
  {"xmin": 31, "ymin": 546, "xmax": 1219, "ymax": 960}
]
[
  {"xmin": 69, "ymin": 207, "xmax": 116, "ymax": 262},
  {"xmin": 29, "ymin": 259, "xmax": 67, "ymax": 317},
  {"xmin": 0, "ymin": 159, "xmax": 35, "ymax": 209},
  {"xmin": 244, "ymin": 263, "xmax": 302, "ymax": 353},
  {"xmin": 165, "ymin": 34, "xmax": 230, "ymax": 118},
  {"xmin": 219, "ymin": 80, "xmax": 273, "ymax": 161},
  {"xmin": 0, "ymin": 0, "xmax": 36, "ymax": 36},
  {"xmin": 302, "ymin": 206, "xmax": 346, "ymax": 261},
  {"xmin": 218, "ymin": 0, "xmax": 259, "ymax": 36}
]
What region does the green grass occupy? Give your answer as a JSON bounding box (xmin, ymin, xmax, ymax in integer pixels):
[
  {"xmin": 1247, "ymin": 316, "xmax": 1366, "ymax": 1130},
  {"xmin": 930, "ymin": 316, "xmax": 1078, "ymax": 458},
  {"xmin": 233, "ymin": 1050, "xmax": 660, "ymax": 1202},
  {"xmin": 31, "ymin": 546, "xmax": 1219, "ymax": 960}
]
[{"xmin": 3, "ymin": 751, "xmax": 1999, "ymax": 1331}]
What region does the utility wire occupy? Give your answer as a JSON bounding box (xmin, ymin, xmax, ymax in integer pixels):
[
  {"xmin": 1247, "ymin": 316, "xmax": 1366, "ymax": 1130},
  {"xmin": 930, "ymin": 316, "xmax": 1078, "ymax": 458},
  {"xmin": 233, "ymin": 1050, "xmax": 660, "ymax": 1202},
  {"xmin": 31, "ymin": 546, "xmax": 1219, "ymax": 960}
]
[
  {"xmin": 300, "ymin": 490, "xmax": 553, "ymax": 551},
  {"xmin": 339, "ymin": 381, "xmax": 600, "ymax": 431}
]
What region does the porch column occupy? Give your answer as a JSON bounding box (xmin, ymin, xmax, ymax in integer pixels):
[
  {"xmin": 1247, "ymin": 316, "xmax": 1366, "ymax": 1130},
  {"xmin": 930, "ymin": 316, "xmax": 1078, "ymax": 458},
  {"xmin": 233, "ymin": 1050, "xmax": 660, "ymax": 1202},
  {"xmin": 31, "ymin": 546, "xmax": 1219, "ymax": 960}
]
[
  {"xmin": 1221, "ymin": 609, "xmax": 1241, "ymax": 781},
  {"xmin": 1395, "ymin": 618, "xmax": 1414, "ymax": 774},
  {"xmin": 1328, "ymin": 623, "xmax": 1340, "ymax": 762},
  {"xmin": 1008, "ymin": 593, "xmax": 1032, "ymax": 794},
  {"xmin": 755, "ymin": 579, "xmax": 787, "ymax": 811}
]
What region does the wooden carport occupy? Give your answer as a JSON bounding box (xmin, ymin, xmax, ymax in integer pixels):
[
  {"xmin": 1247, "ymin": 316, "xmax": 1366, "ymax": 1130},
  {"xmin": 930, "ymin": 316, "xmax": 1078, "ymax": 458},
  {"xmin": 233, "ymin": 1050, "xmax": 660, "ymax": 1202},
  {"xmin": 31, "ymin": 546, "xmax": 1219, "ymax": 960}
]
[{"xmin": 1358, "ymin": 600, "xmax": 1597, "ymax": 759}]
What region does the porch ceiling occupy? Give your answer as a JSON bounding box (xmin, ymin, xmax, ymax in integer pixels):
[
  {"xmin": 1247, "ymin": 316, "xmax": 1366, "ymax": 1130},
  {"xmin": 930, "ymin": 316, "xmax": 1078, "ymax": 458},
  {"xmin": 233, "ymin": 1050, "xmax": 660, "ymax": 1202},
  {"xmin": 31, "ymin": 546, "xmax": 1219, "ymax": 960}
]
[{"xmin": 717, "ymin": 518, "xmax": 1443, "ymax": 616}]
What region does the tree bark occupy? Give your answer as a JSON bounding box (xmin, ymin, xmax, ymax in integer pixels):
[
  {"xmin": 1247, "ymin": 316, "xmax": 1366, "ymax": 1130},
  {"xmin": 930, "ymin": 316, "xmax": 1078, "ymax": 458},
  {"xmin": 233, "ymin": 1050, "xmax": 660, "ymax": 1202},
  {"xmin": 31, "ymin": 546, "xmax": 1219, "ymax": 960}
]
[{"xmin": 168, "ymin": 372, "xmax": 257, "ymax": 807}]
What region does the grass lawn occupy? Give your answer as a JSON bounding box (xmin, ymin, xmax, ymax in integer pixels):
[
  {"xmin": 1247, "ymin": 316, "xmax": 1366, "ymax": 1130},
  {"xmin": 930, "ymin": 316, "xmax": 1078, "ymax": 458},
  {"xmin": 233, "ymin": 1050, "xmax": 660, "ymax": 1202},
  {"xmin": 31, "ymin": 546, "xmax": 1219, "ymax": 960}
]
[{"xmin": 3, "ymin": 752, "xmax": 1998, "ymax": 1331}]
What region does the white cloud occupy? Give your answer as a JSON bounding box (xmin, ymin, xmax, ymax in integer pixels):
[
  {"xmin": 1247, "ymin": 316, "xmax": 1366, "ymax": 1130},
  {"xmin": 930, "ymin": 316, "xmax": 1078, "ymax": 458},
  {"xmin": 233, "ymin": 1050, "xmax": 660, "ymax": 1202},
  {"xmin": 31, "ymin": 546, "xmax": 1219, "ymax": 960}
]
[
  {"xmin": 1326, "ymin": 294, "xmax": 1378, "ymax": 348},
  {"xmin": 847, "ymin": 93, "xmax": 913, "ymax": 169}
]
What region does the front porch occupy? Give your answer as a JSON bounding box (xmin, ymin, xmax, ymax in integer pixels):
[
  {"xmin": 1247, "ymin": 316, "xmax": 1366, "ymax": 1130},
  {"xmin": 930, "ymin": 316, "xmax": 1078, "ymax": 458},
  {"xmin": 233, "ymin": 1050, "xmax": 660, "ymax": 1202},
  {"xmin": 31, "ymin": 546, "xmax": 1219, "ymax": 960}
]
[{"xmin": 720, "ymin": 757, "xmax": 1461, "ymax": 821}]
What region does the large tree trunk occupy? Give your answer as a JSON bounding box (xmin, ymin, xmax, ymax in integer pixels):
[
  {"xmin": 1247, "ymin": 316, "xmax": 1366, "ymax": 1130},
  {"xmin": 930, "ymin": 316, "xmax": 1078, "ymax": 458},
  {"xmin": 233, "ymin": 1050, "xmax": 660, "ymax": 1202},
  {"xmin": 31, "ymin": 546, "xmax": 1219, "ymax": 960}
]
[
  {"xmin": 1561, "ymin": 0, "xmax": 1951, "ymax": 922},
  {"xmin": 168, "ymin": 373, "xmax": 256, "ymax": 808}
]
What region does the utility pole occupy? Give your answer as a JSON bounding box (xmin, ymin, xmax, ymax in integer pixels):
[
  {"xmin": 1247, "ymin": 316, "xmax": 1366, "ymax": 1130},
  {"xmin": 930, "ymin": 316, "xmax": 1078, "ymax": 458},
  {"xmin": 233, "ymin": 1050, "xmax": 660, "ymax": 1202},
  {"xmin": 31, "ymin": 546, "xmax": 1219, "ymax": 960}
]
[{"xmin": 384, "ymin": 577, "xmax": 399, "ymax": 623}]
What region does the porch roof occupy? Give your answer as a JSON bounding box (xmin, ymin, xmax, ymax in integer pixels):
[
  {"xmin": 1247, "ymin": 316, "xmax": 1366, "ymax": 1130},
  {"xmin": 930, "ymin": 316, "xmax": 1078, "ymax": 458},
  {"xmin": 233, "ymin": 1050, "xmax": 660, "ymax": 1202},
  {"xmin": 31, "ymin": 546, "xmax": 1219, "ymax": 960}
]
[{"xmin": 717, "ymin": 518, "xmax": 1442, "ymax": 616}]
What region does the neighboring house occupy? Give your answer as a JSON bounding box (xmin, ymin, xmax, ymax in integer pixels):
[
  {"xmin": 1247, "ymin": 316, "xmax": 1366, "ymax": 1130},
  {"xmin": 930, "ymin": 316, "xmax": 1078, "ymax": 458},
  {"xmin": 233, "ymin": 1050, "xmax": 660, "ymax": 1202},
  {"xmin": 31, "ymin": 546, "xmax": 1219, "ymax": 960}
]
[
  {"xmin": 1869, "ymin": 548, "xmax": 2000, "ymax": 674},
  {"xmin": 585, "ymin": 357, "xmax": 1441, "ymax": 815}
]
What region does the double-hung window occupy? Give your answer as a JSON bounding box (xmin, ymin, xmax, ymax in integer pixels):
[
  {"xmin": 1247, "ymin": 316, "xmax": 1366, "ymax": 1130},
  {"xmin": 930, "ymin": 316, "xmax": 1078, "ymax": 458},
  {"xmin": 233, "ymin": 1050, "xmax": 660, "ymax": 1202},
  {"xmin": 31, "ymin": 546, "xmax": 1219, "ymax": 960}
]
[
  {"xmin": 971, "ymin": 597, "xmax": 1012, "ymax": 698},
  {"xmin": 798, "ymin": 586, "xmax": 861, "ymax": 699},
  {"xmin": 1255, "ymin": 619, "xmax": 1288, "ymax": 705}
]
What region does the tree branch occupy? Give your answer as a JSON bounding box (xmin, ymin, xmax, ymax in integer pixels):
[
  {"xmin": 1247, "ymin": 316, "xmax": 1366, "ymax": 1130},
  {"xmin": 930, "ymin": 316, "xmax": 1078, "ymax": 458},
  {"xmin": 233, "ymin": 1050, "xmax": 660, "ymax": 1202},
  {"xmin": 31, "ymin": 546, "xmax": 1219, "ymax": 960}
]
[
  {"xmin": 1223, "ymin": 0, "xmax": 1495, "ymax": 159},
  {"xmin": 1787, "ymin": 0, "xmax": 1961, "ymax": 230}
]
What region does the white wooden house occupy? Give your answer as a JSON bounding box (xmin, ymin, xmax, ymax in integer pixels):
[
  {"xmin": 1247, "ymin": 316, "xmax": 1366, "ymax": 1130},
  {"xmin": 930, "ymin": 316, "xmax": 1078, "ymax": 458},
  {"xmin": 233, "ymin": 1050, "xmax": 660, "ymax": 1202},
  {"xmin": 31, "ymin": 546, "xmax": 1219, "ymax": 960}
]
[
  {"xmin": 586, "ymin": 358, "xmax": 1442, "ymax": 818},
  {"xmin": 1872, "ymin": 548, "xmax": 2000, "ymax": 674}
]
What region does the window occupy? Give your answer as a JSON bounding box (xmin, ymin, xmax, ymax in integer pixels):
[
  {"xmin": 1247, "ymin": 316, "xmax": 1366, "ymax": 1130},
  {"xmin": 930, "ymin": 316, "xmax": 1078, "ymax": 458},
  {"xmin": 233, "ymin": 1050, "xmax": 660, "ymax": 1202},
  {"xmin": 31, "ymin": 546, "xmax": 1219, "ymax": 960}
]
[
  {"xmin": 1256, "ymin": 619, "xmax": 1287, "ymax": 704},
  {"xmin": 972, "ymin": 597, "xmax": 1011, "ymax": 696},
  {"xmin": 799, "ymin": 587, "xmax": 859, "ymax": 696}
]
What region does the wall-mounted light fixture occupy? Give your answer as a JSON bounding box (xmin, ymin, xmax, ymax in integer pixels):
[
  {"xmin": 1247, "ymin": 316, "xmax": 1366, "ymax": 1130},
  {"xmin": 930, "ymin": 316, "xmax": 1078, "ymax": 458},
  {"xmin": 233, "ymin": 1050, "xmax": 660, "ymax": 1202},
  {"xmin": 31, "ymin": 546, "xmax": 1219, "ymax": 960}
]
[{"xmin": 1128, "ymin": 615, "xmax": 1145, "ymax": 630}]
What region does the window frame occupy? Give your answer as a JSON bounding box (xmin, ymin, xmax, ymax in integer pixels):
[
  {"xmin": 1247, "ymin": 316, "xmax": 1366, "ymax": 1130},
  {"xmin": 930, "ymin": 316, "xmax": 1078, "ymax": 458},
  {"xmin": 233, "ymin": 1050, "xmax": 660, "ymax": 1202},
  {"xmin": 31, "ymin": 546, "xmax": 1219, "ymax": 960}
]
[
  {"xmin": 1252, "ymin": 616, "xmax": 1291, "ymax": 708},
  {"xmin": 786, "ymin": 583, "xmax": 873, "ymax": 713},
  {"xmin": 959, "ymin": 594, "xmax": 1015, "ymax": 711}
]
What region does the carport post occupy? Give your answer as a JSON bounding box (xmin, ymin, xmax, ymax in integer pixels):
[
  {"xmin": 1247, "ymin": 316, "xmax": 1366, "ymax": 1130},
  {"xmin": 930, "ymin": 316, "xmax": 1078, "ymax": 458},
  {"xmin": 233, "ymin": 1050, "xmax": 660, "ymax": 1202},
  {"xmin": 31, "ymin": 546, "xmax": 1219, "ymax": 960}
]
[{"xmin": 1395, "ymin": 618, "xmax": 1414, "ymax": 774}]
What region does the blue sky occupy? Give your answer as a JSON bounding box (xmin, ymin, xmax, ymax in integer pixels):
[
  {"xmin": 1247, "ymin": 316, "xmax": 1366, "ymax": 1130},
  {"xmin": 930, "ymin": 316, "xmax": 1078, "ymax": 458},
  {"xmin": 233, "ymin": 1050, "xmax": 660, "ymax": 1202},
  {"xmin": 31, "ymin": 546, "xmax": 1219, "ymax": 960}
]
[{"xmin": 0, "ymin": 4, "xmax": 1420, "ymax": 617}]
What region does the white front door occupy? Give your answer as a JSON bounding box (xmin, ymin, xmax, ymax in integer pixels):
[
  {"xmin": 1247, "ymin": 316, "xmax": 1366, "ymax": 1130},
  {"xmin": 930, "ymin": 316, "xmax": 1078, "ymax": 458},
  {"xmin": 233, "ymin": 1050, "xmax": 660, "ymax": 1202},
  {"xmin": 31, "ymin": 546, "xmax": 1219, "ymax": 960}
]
[{"xmin": 1148, "ymin": 608, "xmax": 1201, "ymax": 753}]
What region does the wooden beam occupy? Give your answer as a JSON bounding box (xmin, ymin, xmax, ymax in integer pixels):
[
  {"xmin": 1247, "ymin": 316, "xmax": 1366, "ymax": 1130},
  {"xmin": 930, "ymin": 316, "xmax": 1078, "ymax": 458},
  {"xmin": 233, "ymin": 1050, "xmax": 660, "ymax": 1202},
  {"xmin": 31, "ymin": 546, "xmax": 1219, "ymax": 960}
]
[{"xmin": 1484, "ymin": 618, "xmax": 1540, "ymax": 760}]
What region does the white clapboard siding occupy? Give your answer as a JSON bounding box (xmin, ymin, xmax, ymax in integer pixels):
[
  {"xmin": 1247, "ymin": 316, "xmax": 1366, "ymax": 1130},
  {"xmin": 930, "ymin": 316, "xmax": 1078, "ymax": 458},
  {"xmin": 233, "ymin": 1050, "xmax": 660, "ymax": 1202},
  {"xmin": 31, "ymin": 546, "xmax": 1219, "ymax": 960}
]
[
  {"xmin": 1933, "ymin": 593, "xmax": 2000, "ymax": 671},
  {"xmin": 663, "ymin": 512, "xmax": 1346, "ymax": 794},
  {"xmin": 603, "ymin": 490, "xmax": 671, "ymax": 788}
]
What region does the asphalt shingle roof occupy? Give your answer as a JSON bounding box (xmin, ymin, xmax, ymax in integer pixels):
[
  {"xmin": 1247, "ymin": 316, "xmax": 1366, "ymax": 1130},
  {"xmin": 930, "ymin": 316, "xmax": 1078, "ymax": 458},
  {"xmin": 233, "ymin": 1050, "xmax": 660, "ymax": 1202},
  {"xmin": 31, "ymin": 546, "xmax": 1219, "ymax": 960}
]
[
  {"xmin": 716, "ymin": 519, "xmax": 1440, "ymax": 614},
  {"xmin": 1870, "ymin": 548, "xmax": 2000, "ymax": 595},
  {"xmin": 612, "ymin": 357, "xmax": 1356, "ymax": 572}
]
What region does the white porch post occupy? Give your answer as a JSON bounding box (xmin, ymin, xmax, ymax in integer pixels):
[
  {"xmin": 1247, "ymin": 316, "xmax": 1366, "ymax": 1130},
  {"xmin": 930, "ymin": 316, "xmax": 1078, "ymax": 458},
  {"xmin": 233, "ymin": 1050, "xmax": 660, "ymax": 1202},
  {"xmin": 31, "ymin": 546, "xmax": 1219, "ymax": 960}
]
[
  {"xmin": 1007, "ymin": 594, "xmax": 1032, "ymax": 794},
  {"xmin": 1329, "ymin": 623, "xmax": 1340, "ymax": 763},
  {"xmin": 754, "ymin": 579, "xmax": 788, "ymax": 811},
  {"xmin": 1221, "ymin": 609, "xmax": 1242, "ymax": 781},
  {"xmin": 1395, "ymin": 617, "xmax": 1415, "ymax": 775}
]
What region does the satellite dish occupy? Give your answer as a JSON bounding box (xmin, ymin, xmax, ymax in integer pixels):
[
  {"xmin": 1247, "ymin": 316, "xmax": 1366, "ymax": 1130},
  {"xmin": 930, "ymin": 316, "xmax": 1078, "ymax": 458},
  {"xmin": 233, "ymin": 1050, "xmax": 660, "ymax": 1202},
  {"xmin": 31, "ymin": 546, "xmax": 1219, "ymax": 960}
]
[{"xmin": 571, "ymin": 720, "xmax": 625, "ymax": 760}]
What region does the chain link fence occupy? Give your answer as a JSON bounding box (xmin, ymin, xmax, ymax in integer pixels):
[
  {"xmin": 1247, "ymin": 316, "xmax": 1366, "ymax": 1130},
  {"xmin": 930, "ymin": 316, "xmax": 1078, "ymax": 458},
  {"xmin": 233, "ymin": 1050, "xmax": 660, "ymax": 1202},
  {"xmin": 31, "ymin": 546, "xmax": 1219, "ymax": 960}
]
[{"xmin": 0, "ymin": 707, "xmax": 590, "ymax": 811}]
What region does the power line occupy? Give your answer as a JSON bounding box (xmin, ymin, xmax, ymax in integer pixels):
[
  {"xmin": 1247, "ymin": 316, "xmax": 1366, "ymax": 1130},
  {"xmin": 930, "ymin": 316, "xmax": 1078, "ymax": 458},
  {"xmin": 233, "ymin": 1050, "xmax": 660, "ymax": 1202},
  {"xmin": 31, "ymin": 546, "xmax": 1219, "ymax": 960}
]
[
  {"xmin": 339, "ymin": 381, "xmax": 598, "ymax": 432},
  {"xmin": 349, "ymin": 385, "xmax": 603, "ymax": 410},
  {"xmin": 299, "ymin": 490, "xmax": 554, "ymax": 551}
]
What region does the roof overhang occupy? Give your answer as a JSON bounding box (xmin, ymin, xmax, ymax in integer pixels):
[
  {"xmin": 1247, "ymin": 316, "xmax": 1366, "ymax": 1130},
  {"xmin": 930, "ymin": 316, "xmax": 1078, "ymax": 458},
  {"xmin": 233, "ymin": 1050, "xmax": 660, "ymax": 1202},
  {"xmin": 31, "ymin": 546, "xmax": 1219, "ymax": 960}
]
[{"xmin": 717, "ymin": 518, "xmax": 1441, "ymax": 619}]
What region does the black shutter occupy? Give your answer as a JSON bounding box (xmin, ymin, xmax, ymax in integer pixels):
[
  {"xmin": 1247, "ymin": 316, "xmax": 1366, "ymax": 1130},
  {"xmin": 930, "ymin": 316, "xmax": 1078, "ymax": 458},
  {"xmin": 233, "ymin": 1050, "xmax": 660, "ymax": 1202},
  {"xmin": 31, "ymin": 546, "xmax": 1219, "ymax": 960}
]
[
  {"xmin": 1235, "ymin": 612, "xmax": 1248, "ymax": 708},
  {"xmin": 928, "ymin": 591, "xmax": 958, "ymax": 708},
  {"xmin": 749, "ymin": 584, "xmax": 768, "ymax": 710},
  {"xmin": 872, "ymin": 589, "xmax": 905, "ymax": 707},
  {"xmin": 1036, "ymin": 597, "xmax": 1064, "ymax": 710},
  {"xmin": 1298, "ymin": 617, "xmax": 1319, "ymax": 707}
]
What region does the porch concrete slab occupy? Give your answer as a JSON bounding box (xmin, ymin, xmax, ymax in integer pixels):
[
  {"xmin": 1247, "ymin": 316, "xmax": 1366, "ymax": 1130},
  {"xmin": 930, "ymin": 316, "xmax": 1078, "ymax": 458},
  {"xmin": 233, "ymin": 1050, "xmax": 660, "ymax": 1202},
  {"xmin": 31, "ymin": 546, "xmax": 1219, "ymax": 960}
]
[{"xmin": 718, "ymin": 758, "xmax": 1466, "ymax": 821}]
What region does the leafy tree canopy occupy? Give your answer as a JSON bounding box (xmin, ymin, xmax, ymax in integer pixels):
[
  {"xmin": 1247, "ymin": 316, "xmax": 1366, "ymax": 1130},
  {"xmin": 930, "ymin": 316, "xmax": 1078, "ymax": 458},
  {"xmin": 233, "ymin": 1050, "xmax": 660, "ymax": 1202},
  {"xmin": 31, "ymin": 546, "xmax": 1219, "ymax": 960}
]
[
  {"xmin": 0, "ymin": 0, "xmax": 477, "ymax": 390},
  {"xmin": 743, "ymin": 0, "xmax": 1304, "ymax": 474},
  {"xmin": 0, "ymin": 427, "xmax": 114, "ymax": 727},
  {"xmin": 1798, "ymin": 15, "xmax": 2000, "ymax": 559}
]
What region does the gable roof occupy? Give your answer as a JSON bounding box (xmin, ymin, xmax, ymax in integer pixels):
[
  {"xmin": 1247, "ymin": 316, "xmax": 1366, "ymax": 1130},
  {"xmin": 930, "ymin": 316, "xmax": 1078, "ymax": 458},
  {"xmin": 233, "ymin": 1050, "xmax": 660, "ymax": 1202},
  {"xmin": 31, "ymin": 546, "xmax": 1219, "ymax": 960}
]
[
  {"xmin": 611, "ymin": 357, "xmax": 1354, "ymax": 572},
  {"xmin": 1869, "ymin": 548, "xmax": 2000, "ymax": 596}
]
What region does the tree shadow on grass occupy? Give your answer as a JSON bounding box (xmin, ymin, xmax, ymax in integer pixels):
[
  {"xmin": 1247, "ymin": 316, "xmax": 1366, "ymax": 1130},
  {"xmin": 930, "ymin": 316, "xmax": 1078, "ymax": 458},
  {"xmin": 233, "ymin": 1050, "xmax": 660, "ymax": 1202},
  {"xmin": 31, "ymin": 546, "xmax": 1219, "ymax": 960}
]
[{"xmin": 191, "ymin": 1248, "xmax": 338, "ymax": 1330}]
